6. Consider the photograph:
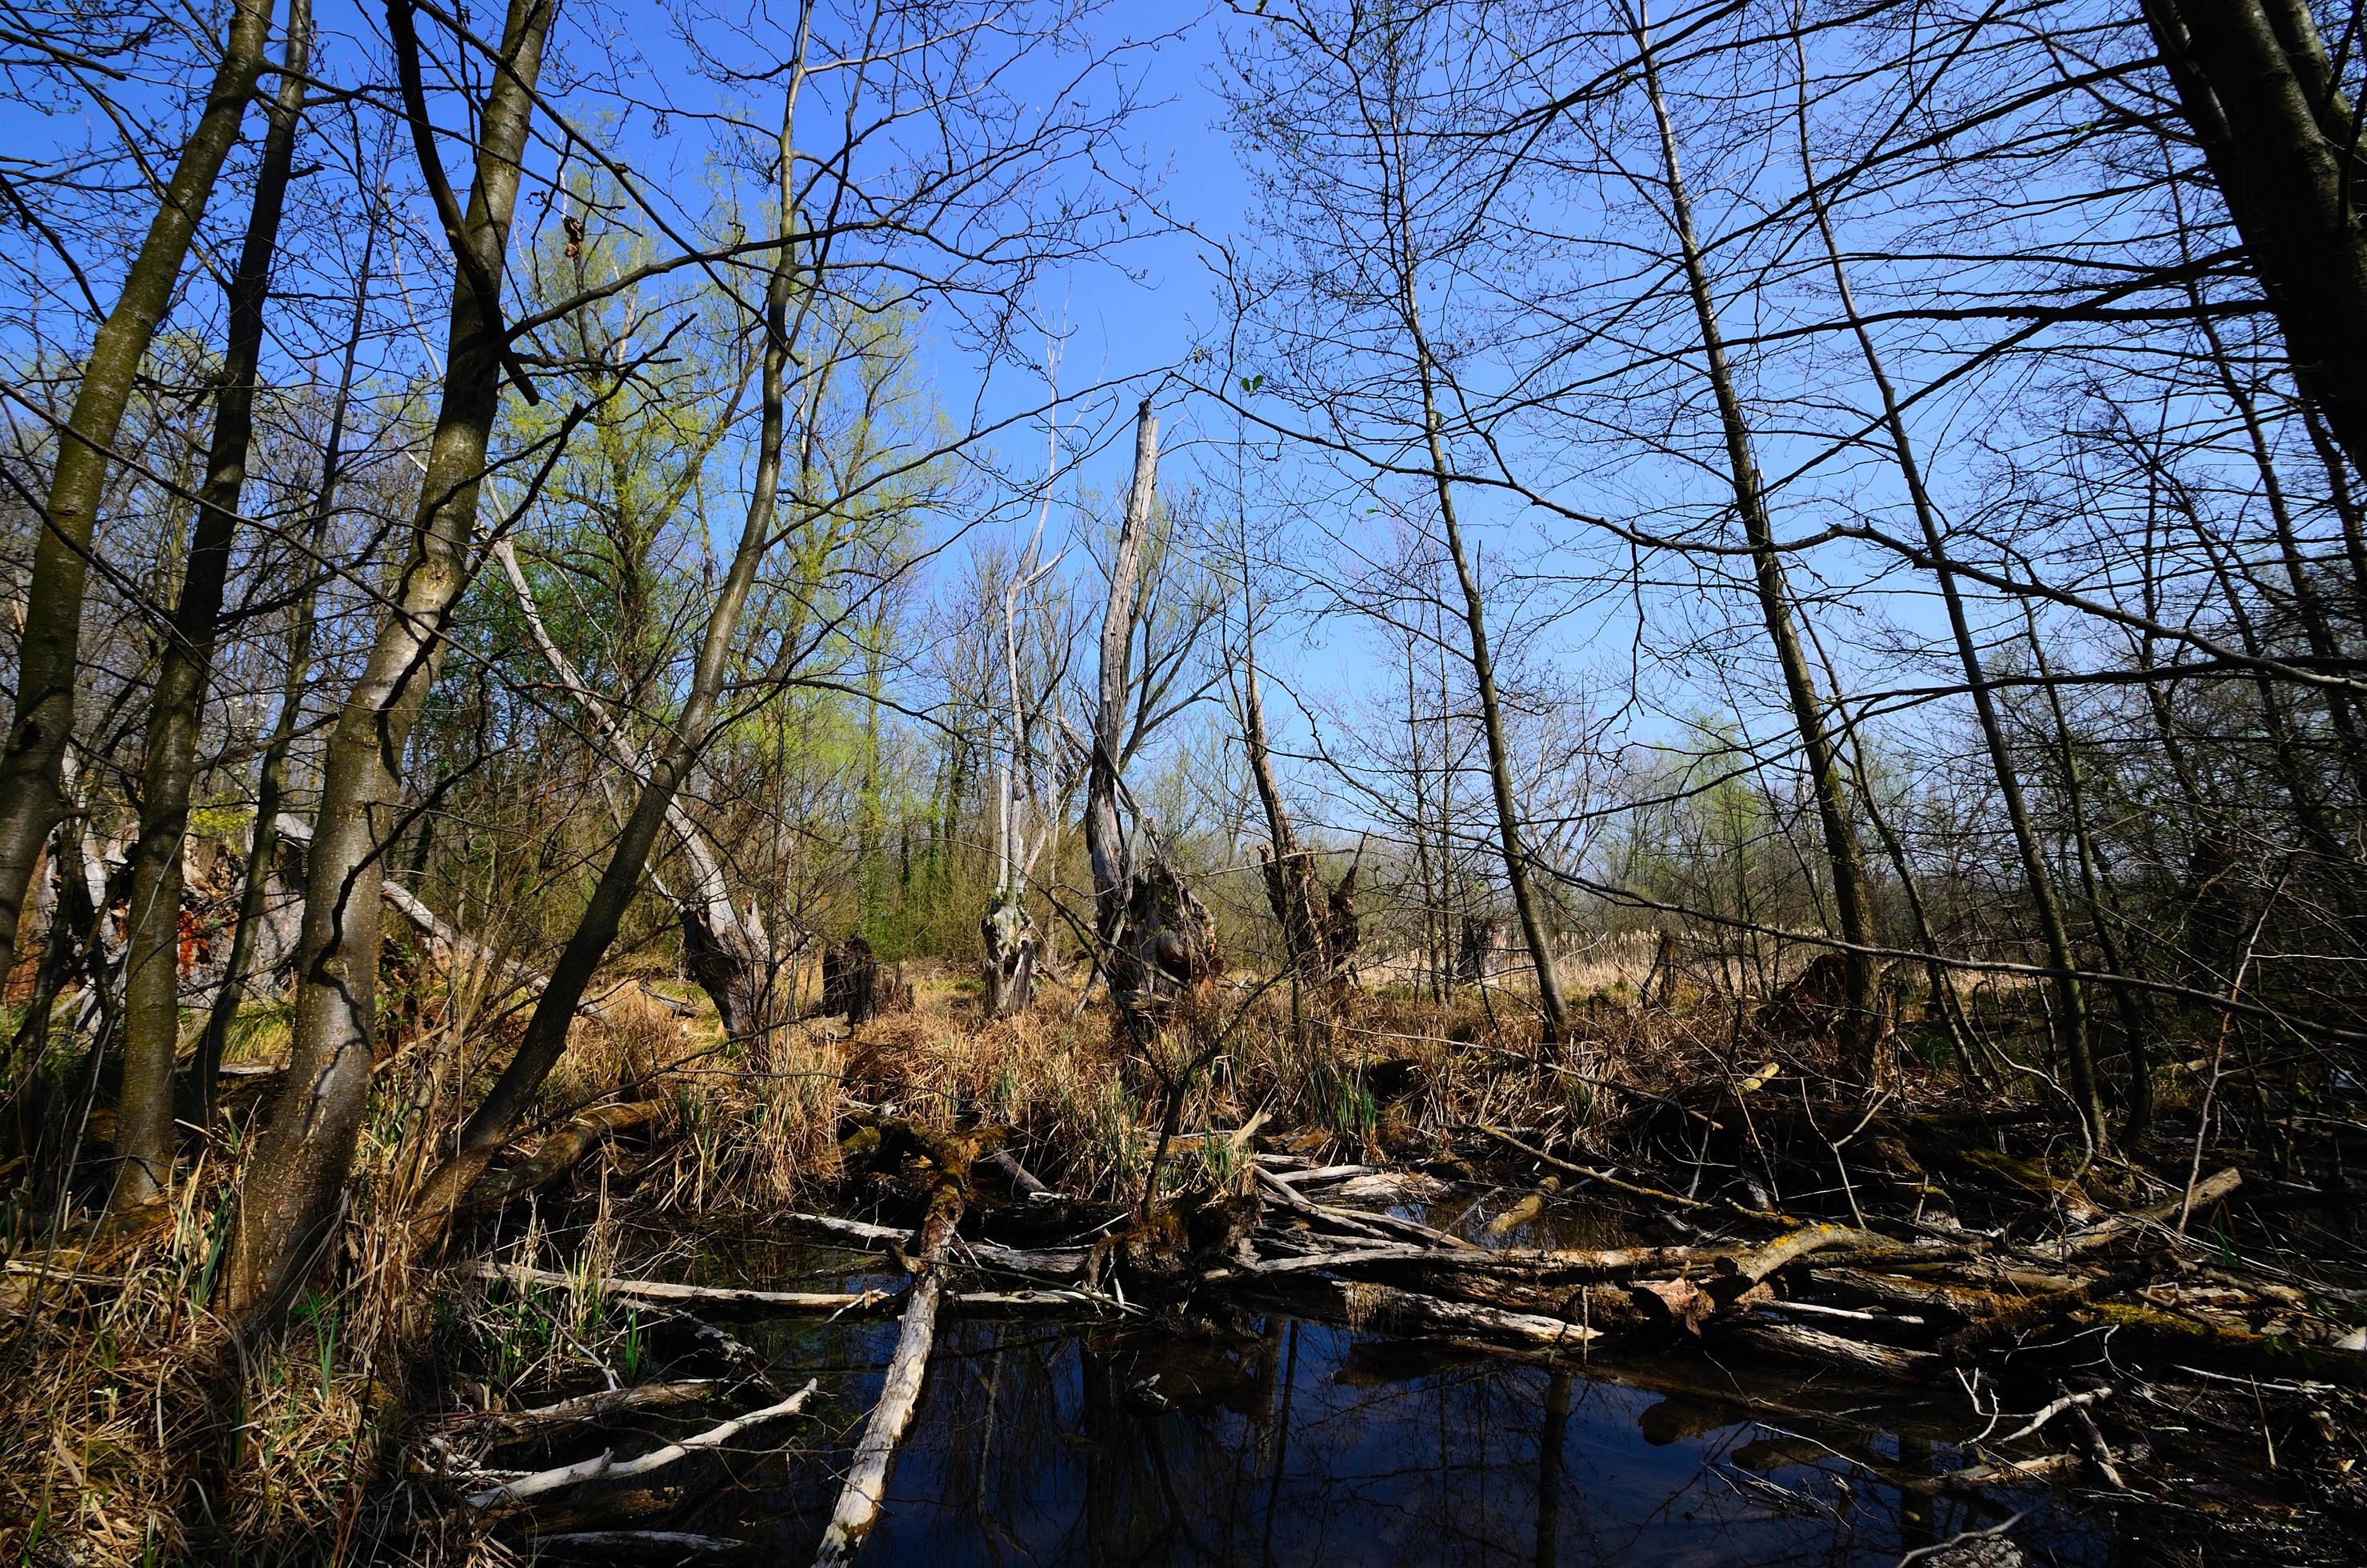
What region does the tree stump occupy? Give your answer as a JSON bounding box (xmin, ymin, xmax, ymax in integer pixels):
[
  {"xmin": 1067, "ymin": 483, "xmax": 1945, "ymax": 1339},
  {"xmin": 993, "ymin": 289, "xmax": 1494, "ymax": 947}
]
[
  {"xmin": 981, "ymin": 894, "xmax": 1037, "ymax": 1017},
  {"xmin": 1107, "ymin": 853, "xmax": 1221, "ymax": 1043},
  {"xmin": 1454, "ymin": 914, "xmax": 1501, "ymax": 986},
  {"xmin": 823, "ymin": 934, "xmax": 883, "ymax": 1025}
]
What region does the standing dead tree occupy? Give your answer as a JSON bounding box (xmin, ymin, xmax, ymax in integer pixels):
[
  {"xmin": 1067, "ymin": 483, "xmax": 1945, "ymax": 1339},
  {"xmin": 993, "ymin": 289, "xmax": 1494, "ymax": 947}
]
[{"xmin": 1084, "ymin": 399, "xmax": 1221, "ymax": 1042}]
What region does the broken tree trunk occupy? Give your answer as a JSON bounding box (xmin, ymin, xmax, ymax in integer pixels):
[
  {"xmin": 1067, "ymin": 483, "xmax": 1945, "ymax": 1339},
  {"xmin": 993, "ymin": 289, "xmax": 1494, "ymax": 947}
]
[
  {"xmin": 1082, "ymin": 400, "xmax": 1221, "ymax": 1043},
  {"xmin": 980, "ymin": 894, "xmax": 1037, "ymax": 1018},
  {"xmin": 821, "ymin": 935, "xmax": 906, "ymax": 1026},
  {"xmin": 814, "ymin": 1130, "xmax": 980, "ymax": 1566},
  {"xmin": 465, "ymin": 1380, "xmax": 818, "ymax": 1510}
]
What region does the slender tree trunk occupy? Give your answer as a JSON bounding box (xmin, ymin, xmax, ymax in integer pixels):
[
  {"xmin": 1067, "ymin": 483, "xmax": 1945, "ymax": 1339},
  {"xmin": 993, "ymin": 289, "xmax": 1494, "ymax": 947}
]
[
  {"xmin": 0, "ymin": 0, "xmax": 276, "ymax": 978},
  {"xmin": 112, "ymin": 0, "xmax": 313, "ymax": 1211},
  {"xmin": 191, "ymin": 224, "xmax": 374, "ymax": 1130},
  {"xmin": 1084, "ymin": 399, "xmax": 1159, "ymax": 938},
  {"xmin": 1383, "ymin": 203, "xmax": 1569, "ymax": 1038},
  {"xmin": 2029, "ymin": 623, "xmax": 2156, "ymax": 1139},
  {"xmin": 1792, "ymin": 49, "xmax": 2105, "ymax": 1140},
  {"xmin": 223, "ymin": 0, "xmax": 555, "ymax": 1322},
  {"xmin": 408, "ymin": 43, "xmax": 814, "ymax": 1232},
  {"xmin": 2142, "ymin": 0, "xmax": 2367, "ymax": 478},
  {"xmin": 1640, "ymin": 19, "xmax": 1875, "ymax": 1071}
]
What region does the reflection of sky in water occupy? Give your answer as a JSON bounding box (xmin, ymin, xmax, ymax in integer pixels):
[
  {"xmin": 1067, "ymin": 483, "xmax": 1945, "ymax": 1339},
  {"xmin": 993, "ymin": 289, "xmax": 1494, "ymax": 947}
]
[{"xmin": 553, "ymin": 1232, "xmax": 2118, "ymax": 1566}]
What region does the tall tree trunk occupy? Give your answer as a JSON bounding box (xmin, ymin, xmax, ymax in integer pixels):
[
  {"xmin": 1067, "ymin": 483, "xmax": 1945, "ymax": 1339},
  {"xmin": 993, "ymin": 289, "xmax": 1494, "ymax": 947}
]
[
  {"xmin": 223, "ymin": 0, "xmax": 556, "ymax": 1323},
  {"xmin": 111, "ymin": 0, "xmax": 314, "ymax": 1212},
  {"xmin": 408, "ymin": 41, "xmax": 814, "ymax": 1234},
  {"xmin": 0, "ymin": 0, "xmax": 276, "ymax": 978},
  {"xmin": 1793, "ymin": 54, "xmax": 2105, "ymax": 1142},
  {"xmin": 1085, "ymin": 400, "xmax": 1159, "ymax": 939},
  {"xmin": 2142, "ymin": 0, "xmax": 2367, "ymax": 478},
  {"xmin": 1639, "ymin": 18, "xmax": 1877, "ymax": 1074},
  {"xmin": 1085, "ymin": 401, "xmax": 1219, "ymax": 1036},
  {"xmin": 1386, "ymin": 224, "xmax": 1570, "ymax": 1038}
]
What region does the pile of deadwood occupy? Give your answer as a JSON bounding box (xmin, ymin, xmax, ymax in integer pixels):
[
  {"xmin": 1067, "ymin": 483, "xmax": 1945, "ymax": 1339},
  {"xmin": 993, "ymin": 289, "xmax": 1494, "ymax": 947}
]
[{"xmin": 438, "ymin": 1112, "xmax": 2367, "ymax": 1561}]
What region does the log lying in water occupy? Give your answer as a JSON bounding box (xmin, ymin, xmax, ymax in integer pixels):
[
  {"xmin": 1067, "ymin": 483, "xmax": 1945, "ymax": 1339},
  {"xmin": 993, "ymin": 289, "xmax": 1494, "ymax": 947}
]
[
  {"xmin": 470, "ymin": 1261, "xmax": 1129, "ymax": 1318},
  {"xmin": 772, "ymin": 1210, "xmax": 1090, "ymax": 1278},
  {"xmin": 465, "ymin": 1380, "xmax": 818, "ymax": 1509},
  {"xmin": 814, "ymin": 1130, "xmax": 980, "ymax": 1566},
  {"xmin": 1255, "ymin": 1274, "xmax": 1601, "ymax": 1350}
]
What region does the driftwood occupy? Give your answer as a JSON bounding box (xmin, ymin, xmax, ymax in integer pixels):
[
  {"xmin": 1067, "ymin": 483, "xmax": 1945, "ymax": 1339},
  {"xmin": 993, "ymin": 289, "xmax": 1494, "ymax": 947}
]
[
  {"xmin": 465, "ymin": 1380, "xmax": 818, "ymax": 1509},
  {"xmin": 814, "ymin": 1131, "xmax": 980, "ymax": 1566},
  {"xmin": 772, "ymin": 1210, "xmax": 1090, "ymax": 1278}
]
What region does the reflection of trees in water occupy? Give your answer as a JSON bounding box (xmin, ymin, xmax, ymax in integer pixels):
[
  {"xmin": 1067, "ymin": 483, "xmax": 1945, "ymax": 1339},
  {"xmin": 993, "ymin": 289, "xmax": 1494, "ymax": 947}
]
[{"xmin": 751, "ymin": 1315, "xmax": 2097, "ymax": 1567}]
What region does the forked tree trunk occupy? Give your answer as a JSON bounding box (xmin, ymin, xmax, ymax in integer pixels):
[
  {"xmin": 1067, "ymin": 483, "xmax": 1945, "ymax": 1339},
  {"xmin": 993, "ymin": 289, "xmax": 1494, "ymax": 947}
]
[
  {"xmin": 0, "ymin": 0, "xmax": 277, "ymax": 979},
  {"xmin": 112, "ymin": 0, "xmax": 314, "ymax": 1212},
  {"xmin": 223, "ymin": 0, "xmax": 556, "ymax": 1322},
  {"xmin": 1638, "ymin": 15, "xmax": 1880, "ymax": 1078}
]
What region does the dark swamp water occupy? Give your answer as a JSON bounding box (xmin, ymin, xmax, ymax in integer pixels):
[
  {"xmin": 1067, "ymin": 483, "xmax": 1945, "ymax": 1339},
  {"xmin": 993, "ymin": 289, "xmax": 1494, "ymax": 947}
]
[{"xmin": 500, "ymin": 1202, "xmax": 2140, "ymax": 1567}]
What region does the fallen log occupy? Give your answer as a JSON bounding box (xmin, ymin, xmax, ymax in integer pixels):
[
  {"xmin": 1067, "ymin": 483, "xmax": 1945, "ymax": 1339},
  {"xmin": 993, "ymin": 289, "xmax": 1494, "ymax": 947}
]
[
  {"xmin": 1901, "ymin": 1451, "xmax": 2081, "ymax": 1494},
  {"xmin": 770, "ymin": 1210, "xmax": 1089, "ymax": 1278},
  {"xmin": 1251, "ymin": 1165, "xmax": 1476, "ymax": 1250},
  {"xmin": 1705, "ymin": 1223, "xmax": 1886, "ymax": 1305},
  {"xmin": 1257, "ymin": 1274, "xmax": 1601, "ymax": 1350},
  {"xmin": 814, "ymin": 1130, "xmax": 980, "ymax": 1566},
  {"xmin": 1714, "ymin": 1318, "xmax": 1941, "ymax": 1380},
  {"xmin": 2061, "ymin": 1166, "xmax": 2241, "ymax": 1255},
  {"xmin": 471, "ymin": 1262, "xmax": 1127, "ymax": 1318},
  {"xmin": 468, "ymin": 1102, "xmax": 662, "ymax": 1208},
  {"xmin": 445, "ymin": 1379, "xmax": 718, "ymax": 1434},
  {"xmin": 984, "ymin": 1148, "xmax": 1050, "ymax": 1198},
  {"xmin": 465, "ymin": 1380, "xmax": 818, "ymax": 1509}
]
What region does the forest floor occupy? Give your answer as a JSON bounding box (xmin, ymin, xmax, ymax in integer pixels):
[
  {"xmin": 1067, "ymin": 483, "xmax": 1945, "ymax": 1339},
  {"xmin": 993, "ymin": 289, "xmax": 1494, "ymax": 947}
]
[{"xmin": 3, "ymin": 959, "xmax": 2365, "ymax": 1566}]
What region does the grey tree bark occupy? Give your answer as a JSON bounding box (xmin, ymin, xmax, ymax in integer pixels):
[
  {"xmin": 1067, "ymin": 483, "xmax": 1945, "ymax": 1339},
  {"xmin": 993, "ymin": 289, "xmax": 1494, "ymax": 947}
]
[
  {"xmin": 0, "ymin": 0, "xmax": 277, "ymax": 979},
  {"xmin": 2142, "ymin": 0, "xmax": 2367, "ymax": 478},
  {"xmin": 192, "ymin": 219, "xmax": 378, "ymax": 1129},
  {"xmin": 112, "ymin": 0, "xmax": 314, "ymax": 1212}
]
